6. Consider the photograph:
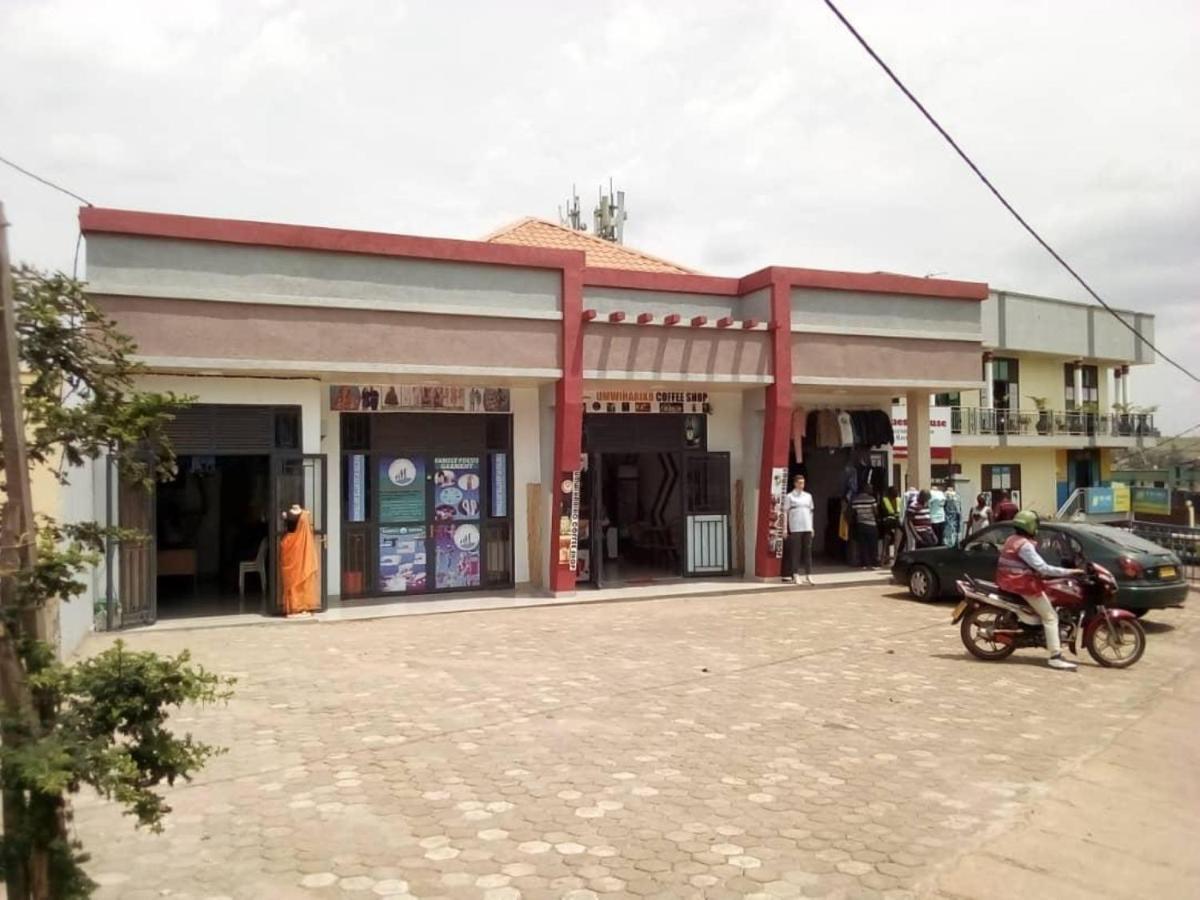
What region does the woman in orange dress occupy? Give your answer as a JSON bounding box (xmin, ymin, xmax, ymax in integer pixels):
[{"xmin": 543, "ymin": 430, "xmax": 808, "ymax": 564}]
[{"xmin": 280, "ymin": 506, "xmax": 320, "ymax": 615}]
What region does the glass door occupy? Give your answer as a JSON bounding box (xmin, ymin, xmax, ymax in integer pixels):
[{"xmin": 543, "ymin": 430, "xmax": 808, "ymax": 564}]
[
  {"xmin": 683, "ymin": 451, "xmax": 732, "ymax": 576},
  {"xmin": 271, "ymin": 454, "xmax": 328, "ymax": 614}
]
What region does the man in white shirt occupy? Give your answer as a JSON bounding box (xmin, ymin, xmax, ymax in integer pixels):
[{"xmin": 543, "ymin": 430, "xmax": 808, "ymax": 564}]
[{"xmin": 783, "ymin": 474, "xmax": 815, "ymax": 585}]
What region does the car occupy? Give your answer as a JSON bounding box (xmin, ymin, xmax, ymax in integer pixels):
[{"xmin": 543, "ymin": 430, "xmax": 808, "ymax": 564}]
[{"xmin": 892, "ymin": 520, "xmax": 1189, "ymax": 614}]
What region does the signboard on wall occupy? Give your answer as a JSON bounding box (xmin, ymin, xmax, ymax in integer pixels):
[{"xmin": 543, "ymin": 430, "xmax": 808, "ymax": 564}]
[
  {"xmin": 330, "ymin": 384, "xmax": 510, "ymax": 413},
  {"xmin": 583, "ymin": 389, "xmax": 712, "ymax": 415},
  {"xmin": 557, "ymin": 469, "xmax": 582, "ymax": 571},
  {"xmin": 434, "ymin": 457, "xmax": 481, "ymax": 521},
  {"xmin": 891, "ymin": 404, "xmax": 952, "ymax": 461},
  {"xmin": 379, "ymin": 456, "xmax": 425, "ymax": 522},
  {"xmin": 1131, "ymin": 486, "xmax": 1171, "ymax": 516}
]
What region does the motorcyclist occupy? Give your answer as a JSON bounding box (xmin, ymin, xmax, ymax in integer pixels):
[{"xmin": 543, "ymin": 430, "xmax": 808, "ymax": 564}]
[{"xmin": 996, "ymin": 510, "xmax": 1083, "ymax": 670}]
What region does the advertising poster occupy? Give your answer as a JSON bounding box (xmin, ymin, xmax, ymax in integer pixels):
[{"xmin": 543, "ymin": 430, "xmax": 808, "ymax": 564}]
[
  {"xmin": 490, "ymin": 453, "xmax": 508, "ymax": 518},
  {"xmin": 329, "ymin": 384, "xmax": 510, "ymax": 413},
  {"xmin": 1132, "ymin": 486, "xmax": 1171, "ymax": 516},
  {"xmin": 379, "ymin": 456, "xmax": 425, "ymax": 522},
  {"xmin": 582, "ymin": 389, "xmax": 711, "ymax": 415},
  {"xmin": 1112, "ymin": 482, "xmax": 1131, "ymax": 513},
  {"xmin": 768, "ymin": 467, "xmax": 787, "ymax": 558},
  {"xmin": 435, "ymin": 523, "xmax": 481, "ymax": 589},
  {"xmin": 434, "ymin": 457, "xmax": 481, "ymax": 521},
  {"xmin": 379, "ymin": 526, "xmax": 427, "ymax": 593}
]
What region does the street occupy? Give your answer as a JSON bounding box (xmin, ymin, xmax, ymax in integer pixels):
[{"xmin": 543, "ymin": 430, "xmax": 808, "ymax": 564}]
[{"xmin": 73, "ymin": 584, "xmax": 1199, "ymax": 900}]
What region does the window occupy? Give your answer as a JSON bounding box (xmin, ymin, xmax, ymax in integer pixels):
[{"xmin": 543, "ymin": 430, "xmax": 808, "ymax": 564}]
[
  {"xmin": 1064, "ymin": 363, "xmax": 1099, "ymax": 409},
  {"xmin": 1037, "ymin": 529, "xmax": 1082, "ymax": 567},
  {"xmin": 964, "ymin": 523, "xmax": 1015, "ymax": 554},
  {"xmin": 981, "ymin": 464, "xmax": 1022, "ymax": 505},
  {"xmin": 933, "ymin": 392, "xmax": 961, "ymax": 407},
  {"xmin": 991, "ymin": 357, "xmax": 1019, "ymax": 410}
]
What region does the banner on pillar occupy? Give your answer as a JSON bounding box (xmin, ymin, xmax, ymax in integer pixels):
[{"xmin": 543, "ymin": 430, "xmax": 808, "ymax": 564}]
[
  {"xmin": 768, "ymin": 467, "xmax": 787, "ymax": 559},
  {"xmin": 891, "ymin": 404, "xmax": 952, "ymax": 461}
]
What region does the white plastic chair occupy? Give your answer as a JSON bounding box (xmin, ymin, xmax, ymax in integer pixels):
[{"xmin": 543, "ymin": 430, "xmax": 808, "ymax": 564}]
[{"xmin": 238, "ymin": 538, "xmax": 267, "ymax": 601}]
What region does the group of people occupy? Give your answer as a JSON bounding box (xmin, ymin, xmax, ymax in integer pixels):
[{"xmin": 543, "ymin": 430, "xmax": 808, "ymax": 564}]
[{"xmin": 901, "ymin": 485, "xmax": 1020, "ymax": 552}]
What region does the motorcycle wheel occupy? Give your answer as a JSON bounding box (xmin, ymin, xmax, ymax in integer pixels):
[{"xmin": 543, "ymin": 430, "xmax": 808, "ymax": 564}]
[
  {"xmin": 960, "ymin": 605, "xmax": 1019, "ymax": 660},
  {"xmin": 1085, "ymin": 617, "xmax": 1146, "ymax": 668}
]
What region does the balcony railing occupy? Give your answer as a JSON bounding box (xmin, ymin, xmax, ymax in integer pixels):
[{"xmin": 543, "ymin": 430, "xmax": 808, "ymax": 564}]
[{"xmin": 948, "ymin": 406, "xmax": 1158, "ymax": 439}]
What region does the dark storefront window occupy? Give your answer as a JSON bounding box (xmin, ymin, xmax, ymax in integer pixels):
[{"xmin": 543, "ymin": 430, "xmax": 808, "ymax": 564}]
[{"xmin": 339, "ymin": 412, "xmax": 513, "ymax": 599}]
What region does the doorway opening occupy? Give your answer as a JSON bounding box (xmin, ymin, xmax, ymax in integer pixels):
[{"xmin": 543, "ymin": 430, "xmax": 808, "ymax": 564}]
[
  {"xmin": 594, "ymin": 452, "xmax": 683, "ymax": 584},
  {"xmin": 155, "ymin": 455, "xmax": 270, "ymax": 618}
]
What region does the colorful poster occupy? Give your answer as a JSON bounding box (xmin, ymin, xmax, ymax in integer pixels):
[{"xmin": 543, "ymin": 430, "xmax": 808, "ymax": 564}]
[
  {"xmin": 435, "ymin": 523, "xmax": 481, "ymax": 589},
  {"xmin": 379, "ymin": 456, "xmax": 425, "ymax": 522},
  {"xmin": 329, "ymin": 384, "xmax": 510, "ymax": 413},
  {"xmin": 1112, "ymin": 482, "xmax": 1131, "ymax": 513},
  {"xmin": 1086, "ymin": 486, "xmax": 1115, "ymax": 514},
  {"xmin": 490, "ymin": 453, "xmax": 508, "ymax": 518},
  {"xmin": 434, "ymin": 457, "xmax": 481, "ymax": 521},
  {"xmin": 349, "ymin": 454, "xmax": 366, "ymax": 522},
  {"xmin": 1131, "ymin": 486, "xmax": 1171, "ymax": 516},
  {"xmin": 379, "ymin": 526, "xmax": 427, "ymax": 593},
  {"xmin": 768, "ymin": 467, "xmax": 787, "ymax": 558}
]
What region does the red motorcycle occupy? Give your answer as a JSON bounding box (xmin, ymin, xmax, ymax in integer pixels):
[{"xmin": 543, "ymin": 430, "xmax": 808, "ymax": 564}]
[{"xmin": 952, "ymin": 561, "xmax": 1146, "ymax": 668}]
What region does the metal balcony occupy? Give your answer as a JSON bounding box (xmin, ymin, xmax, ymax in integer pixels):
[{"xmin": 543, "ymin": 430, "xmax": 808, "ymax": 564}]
[{"xmin": 948, "ymin": 406, "xmax": 1158, "ymax": 440}]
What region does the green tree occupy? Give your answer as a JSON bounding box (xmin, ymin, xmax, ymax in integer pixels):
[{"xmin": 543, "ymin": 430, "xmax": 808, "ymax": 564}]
[{"xmin": 0, "ymin": 265, "xmax": 232, "ymax": 899}]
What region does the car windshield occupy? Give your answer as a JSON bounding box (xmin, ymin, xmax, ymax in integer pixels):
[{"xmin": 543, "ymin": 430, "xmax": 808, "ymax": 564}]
[{"xmin": 1069, "ymin": 524, "xmax": 1169, "ymax": 555}]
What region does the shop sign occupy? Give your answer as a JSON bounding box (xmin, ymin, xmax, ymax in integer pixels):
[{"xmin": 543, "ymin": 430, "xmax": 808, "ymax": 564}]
[
  {"xmin": 330, "ymin": 384, "xmax": 511, "ymax": 413},
  {"xmin": 1085, "ymin": 486, "xmax": 1116, "ymax": 514},
  {"xmin": 1131, "ymin": 486, "xmax": 1171, "ymax": 516},
  {"xmin": 583, "ymin": 389, "xmax": 712, "ymax": 415},
  {"xmin": 1112, "ymin": 482, "xmax": 1131, "ymax": 513},
  {"xmin": 768, "ymin": 467, "xmax": 787, "ymax": 559},
  {"xmin": 557, "ymin": 468, "xmax": 582, "ymax": 571},
  {"xmin": 891, "ymin": 404, "xmax": 952, "ymax": 460},
  {"xmin": 349, "ymin": 454, "xmax": 366, "ymax": 522},
  {"xmin": 379, "ymin": 525, "xmax": 427, "ymax": 593},
  {"xmin": 435, "ymin": 523, "xmax": 481, "ymax": 589}
]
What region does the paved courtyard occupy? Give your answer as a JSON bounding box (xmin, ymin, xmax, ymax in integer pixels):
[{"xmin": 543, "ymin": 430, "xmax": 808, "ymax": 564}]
[{"xmin": 73, "ymin": 584, "xmax": 1198, "ymax": 900}]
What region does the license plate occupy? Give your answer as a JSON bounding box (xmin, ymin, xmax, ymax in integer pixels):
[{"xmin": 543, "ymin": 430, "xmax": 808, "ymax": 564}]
[
  {"xmin": 952, "ymin": 600, "xmax": 967, "ymax": 621},
  {"xmin": 1159, "ymin": 566, "xmax": 1177, "ymax": 580}
]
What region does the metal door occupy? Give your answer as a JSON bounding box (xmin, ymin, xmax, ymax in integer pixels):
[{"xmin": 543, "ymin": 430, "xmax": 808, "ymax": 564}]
[
  {"xmin": 113, "ymin": 458, "xmax": 157, "ymax": 627},
  {"xmin": 683, "ymin": 452, "xmax": 732, "ymax": 575},
  {"xmin": 270, "ymin": 454, "xmax": 328, "ymax": 614}
]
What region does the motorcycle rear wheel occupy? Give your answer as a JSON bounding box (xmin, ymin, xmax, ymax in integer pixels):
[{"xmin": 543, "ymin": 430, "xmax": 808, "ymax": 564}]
[
  {"xmin": 1085, "ymin": 618, "xmax": 1146, "ymax": 668},
  {"xmin": 960, "ymin": 605, "xmax": 1019, "ymax": 660}
]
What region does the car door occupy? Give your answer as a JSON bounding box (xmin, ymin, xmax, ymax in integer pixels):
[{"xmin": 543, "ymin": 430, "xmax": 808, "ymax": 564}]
[{"xmin": 960, "ymin": 523, "xmax": 1016, "ymax": 583}]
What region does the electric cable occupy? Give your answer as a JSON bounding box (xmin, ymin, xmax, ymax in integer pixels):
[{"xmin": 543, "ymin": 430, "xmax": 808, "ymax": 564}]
[
  {"xmin": 823, "ymin": 0, "xmax": 1199, "ymax": 385},
  {"xmin": 0, "ymin": 152, "xmax": 94, "ymax": 206}
]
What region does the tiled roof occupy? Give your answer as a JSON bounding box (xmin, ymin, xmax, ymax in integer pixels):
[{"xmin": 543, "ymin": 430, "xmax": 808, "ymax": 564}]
[{"xmin": 484, "ymin": 217, "xmax": 698, "ymax": 274}]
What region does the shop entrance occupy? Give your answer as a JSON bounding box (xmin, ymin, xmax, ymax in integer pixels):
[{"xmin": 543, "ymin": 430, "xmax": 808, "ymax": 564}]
[{"xmin": 579, "ymin": 413, "xmax": 731, "ymax": 587}]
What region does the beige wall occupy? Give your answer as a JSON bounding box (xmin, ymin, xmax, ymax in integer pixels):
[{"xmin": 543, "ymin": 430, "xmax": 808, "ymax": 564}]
[
  {"xmin": 792, "ymin": 335, "xmax": 981, "ymax": 383},
  {"xmin": 583, "ymin": 325, "xmax": 770, "ymax": 380},
  {"xmin": 950, "ymin": 446, "xmax": 1060, "ymax": 516}
]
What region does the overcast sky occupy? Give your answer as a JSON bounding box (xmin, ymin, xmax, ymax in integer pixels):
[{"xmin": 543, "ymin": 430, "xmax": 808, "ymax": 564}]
[{"xmin": 1, "ymin": 0, "xmax": 1196, "ymax": 431}]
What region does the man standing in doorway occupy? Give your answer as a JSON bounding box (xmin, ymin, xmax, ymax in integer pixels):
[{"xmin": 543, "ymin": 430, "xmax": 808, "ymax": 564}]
[
  {"xmin": 995, "ymin": 490, "xmax": 1019, "ymax": 522},
  {"xmin": 783, "ymin": 474, "xmax": 815, "ymax": 586}
]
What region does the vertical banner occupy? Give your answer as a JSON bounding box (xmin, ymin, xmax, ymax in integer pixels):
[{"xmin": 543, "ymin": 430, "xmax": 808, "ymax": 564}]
[
  {"xmin": 379, "ymin": 526, "xmax": 427, "ymax": 593},
  {"xmin": 349, "ymin": 454, "xmax": 366, "ymax": 522},
  {"xmin": 768, "ymin": 467, "xmax": 787, "ymax": 559},
  {"xmin": 379, "ymin": 456, "xmax": 425, "ymax": 522},
  {"xmin": 434, "ymin": 457, "xmax": 481, "ymax": 521},
  {"xmin": 490, "ymin": 452, "xmax": 508, "ymax": 518},
  {"xmin": 557, "ymin": 472, "xmax": 581, "ymax": 570}
]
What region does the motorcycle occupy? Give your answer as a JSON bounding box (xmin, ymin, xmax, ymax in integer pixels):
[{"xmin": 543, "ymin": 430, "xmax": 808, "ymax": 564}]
[{"xmin": 951, "ymin": 560, "xmax": 1146, "ymax": 668}]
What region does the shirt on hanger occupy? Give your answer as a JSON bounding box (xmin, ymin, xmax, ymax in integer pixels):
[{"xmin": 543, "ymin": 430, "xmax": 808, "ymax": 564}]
[{"xmin": 837, "ymin": 410, "xmax": 855, "ymax": 447}]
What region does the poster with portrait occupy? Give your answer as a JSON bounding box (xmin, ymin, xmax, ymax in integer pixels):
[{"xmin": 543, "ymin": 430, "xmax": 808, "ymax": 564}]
[
  {"xmin": 379, "ymin": 526, "xmax": 427, "ymax": 593},
  {"xmin": 379, "ymin": 456, "xmax": 425, "ymax": 522},
  {"xmin": 435, "ymin": 523, "xmax": 481, "ymax": 589},
  {"xmin": 433, "ymin": 457, "xmax": 481, "ymax": 522},
  {"xmin": 768, "ymin": 467, "xmax": 787, "ymax": 558}
]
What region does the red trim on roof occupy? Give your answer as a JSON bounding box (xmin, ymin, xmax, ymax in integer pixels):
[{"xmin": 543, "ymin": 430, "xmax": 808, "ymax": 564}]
[
  {"xmin": 777, "ymin": 266, "xmax": 986, "ymax": 301},
  {"xmin": 582, "ymin": 266, "xmax": 741, "ymax": 296},
  {"xmin": 79, "ymin": 207, "xmax": 582, "ymax": 271}
]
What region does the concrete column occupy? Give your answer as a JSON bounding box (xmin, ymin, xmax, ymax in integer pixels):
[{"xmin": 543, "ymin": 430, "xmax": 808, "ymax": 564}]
[
  {"xmin": 906, "ymin": 391, "xmax": 932, "ymax": 491},
  {"xmin": 1121, "ymin": 365, "xmax": 1130, "ymax": 406},
  {"xmin": 754, "ymin": 276, "xmax": 793, "ymax": 579},
  {"xmin": 982, "ymin": 354, "xmax": 994, "ymax": 410},
  {"xmin": 1107, "ymin": 367, "xmax": 1117, "ymax": 411},
  {"xmin": 1072, "ymin": 360, "xmax": 1084, "ymax": 410},
  {"xmin": 548, "ymin": 265, "xmax": 584, "ymax": 594}
]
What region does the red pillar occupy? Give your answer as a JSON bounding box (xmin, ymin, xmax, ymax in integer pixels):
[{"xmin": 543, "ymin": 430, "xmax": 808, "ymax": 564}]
[
  {"xmin": 754, "ymin": 275, "xmax": 794, "ymax": 578},
  {"xmin": 549, "ymin": 262, "xmax": 585, "ymax": 592}
]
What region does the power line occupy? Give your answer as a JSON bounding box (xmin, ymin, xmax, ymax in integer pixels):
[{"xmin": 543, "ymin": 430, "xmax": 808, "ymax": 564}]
[
  {"xmin": 823, "ymin": 0, "xmax": 1200, "ymax": 386},
  {"xmin": 0, "ymin": 152, "xmax": 93, "ymax": 207}
]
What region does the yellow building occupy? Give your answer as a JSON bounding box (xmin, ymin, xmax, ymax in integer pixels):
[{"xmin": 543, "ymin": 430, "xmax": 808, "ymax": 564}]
[{"xmin": 898, "ymin": 289, "xmax": 1158, "ymax": 516}]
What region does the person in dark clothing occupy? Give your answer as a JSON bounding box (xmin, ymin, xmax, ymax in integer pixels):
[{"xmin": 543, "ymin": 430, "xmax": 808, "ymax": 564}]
[
  {"xmin": 994, "ymin": 490, "xmax": 1019, "ymax": 522},
  {"xmin": 849, "ymin": 489, "xmax": 880, "ymax": 568},
  {"xmin": 904, "ymin": 490, "xmax": 937, "ymax": 549},
  {"xmin": 879, "ymin": 485, "xmax": 902, "ymax": 565}
]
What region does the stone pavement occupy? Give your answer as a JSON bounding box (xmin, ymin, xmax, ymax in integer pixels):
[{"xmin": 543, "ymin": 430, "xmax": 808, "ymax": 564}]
[{"xmin": 69, "ymin": 584, "xmax": 1198, "ymax": 900}]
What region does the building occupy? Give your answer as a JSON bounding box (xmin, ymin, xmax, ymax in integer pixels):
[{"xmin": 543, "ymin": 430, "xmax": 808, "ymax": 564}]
[
  {"xmin": 55, "ymin": 206, "xmax": 987, "ymax": 641},
  {"xmin": 895, "ymin": 289, "xmax": 1159, "ymax": 515}
]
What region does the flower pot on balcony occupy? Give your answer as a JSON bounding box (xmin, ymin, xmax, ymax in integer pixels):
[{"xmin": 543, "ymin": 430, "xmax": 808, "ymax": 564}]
[{"xmin": 1036, "ymin": 411, "xmax": 1051, "ymax": 435}]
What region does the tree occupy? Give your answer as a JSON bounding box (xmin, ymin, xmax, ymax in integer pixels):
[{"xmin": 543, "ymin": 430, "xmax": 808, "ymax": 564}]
[{"xmin": 0, "ymin": 261, "xmax": 232, "ymax": 899}]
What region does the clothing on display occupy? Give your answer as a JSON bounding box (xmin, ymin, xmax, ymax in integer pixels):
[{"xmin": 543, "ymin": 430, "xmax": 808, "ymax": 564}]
[
  {"xmin": 804, "ymin": 409, "xmax": 895, "ymax": 450},
  {"xmin": 790, "ymin": 407, "xmax": 807, "ymax": 463}
]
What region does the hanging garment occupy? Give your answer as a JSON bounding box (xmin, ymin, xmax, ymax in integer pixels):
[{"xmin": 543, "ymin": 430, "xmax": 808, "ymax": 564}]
[
  {"xmin": 848, "ymin": 411, "xmax": 866, "ymax": 447},
  {"xmin": 791, "ymin": 407, "xmax": 807, "ymax": 463},
  {"xmin": 280, "ymin": 510, "xmax": 320, "ymax": 615},
  {"xmin": 836, "ymin": 410, "xmax": 855, "ymax": 447},
  {"xmin": 943, "ymin": 489, "xmax": 962, "ymax": 546},
  {"xmin": 817, "ymin": 410, "xmax": 841, "ymax": 448}
]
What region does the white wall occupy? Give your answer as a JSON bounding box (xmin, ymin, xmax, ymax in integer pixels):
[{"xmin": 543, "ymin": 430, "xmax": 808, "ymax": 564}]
[
  {"xmin": 705, "ymin": 391, "xmax": 747, "ymax": 572},
  {"xmin": 740, "ymin": 389, "xmax": 766, "ymax": 575},
  {"xmin": 510, "ymin": 387, "xmax": 541, "ymax": 584}
]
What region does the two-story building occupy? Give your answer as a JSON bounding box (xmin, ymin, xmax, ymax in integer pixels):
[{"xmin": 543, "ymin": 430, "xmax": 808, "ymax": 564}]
[{"xmin": 896, "ymin": 289, "xmax": 1158, "ymax": 514}]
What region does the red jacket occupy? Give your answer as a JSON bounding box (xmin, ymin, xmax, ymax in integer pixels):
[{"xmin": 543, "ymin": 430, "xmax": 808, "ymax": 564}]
[
  {"xmin": 996, "ymin": 534, "xmax": 1042, "ymax": 596},
  {"xmin": 994, "ymin": 500, "xmax": 1018, "ymax": 522}
]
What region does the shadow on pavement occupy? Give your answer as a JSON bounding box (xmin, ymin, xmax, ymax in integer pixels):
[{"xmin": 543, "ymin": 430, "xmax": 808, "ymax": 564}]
[
  {"xmin": 1139, "ymin": 620, "xmax": 1176, "ymax": 635},
  {"xmin": 929, "ymin": 651, "xmax": 1099, "ymax": 669}
]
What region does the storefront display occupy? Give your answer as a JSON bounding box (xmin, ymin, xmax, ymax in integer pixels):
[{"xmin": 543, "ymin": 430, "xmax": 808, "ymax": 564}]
[
  {"xmin": 379, "ymin": 456, "xmax": 425, "ymax": 521},
  {"xmin": 331, "ymin": 384, "xmax": 510, "ymax": 414},
  {"xmin": 379, "ymin": 526, "xmax": 427, "ymax": 593},
  {"xmin": 435, "ymin": 523, "xmax": 481, "ymax": 588},
  {"xmin": 434, "ymin": 457, "xmax": 481, "ymax": 521}
]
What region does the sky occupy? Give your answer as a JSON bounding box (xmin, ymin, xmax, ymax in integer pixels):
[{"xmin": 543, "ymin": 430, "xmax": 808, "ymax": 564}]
[{"xmin": 1, "ymin": 0, "xmax": 1197, "ymax": 431}]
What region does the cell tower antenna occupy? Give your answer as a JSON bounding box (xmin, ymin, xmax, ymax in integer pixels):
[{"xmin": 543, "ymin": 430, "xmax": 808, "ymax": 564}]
[
  {"xmin": 592, "ymin": 179, "xmax": 628, "ymax": 244},
  {"xmin": 560, "ymin": 186, "xmax": 585, "ymax": 231}
]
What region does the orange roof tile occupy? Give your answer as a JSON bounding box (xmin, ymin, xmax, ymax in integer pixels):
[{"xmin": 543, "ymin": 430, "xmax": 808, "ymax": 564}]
[{"xmin": 483, "ymin": 217, "xmax": 698, "ymax": 274}]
